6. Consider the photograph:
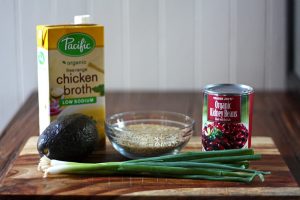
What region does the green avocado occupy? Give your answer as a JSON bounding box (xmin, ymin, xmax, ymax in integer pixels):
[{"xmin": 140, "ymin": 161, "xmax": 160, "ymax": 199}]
[{"xmin": 37, "ymin": 113, "xmax": 99, "ymax": 161}]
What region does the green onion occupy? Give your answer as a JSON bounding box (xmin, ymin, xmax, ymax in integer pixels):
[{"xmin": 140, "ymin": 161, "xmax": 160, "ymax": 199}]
[
  {"xmin": 117, "ymin": 164, "xmax": 255, "ymax": 179},
  {"xmin": 38, "ymin": 148, "xmax": 270, "ymax": 183},
  {"xmin": 165, "ymin": 174, "xmax": 257, "ymax": 183},
  {"xmin": 190, "ymin": 154, "xmax": 262, "ymax": 163},
  {"xmin": 225, "ymin": 162, "xmax": 249, "ymax": 169},
  {"xmin": 127, "ymin": 148, "xmax": 254, "ymax": 163},
  {"xmin": 130, "ymin": 162, "xmax": 269, "ymax": 175}
]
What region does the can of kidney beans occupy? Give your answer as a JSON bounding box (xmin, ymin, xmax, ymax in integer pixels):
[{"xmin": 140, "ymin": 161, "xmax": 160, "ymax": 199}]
[{"xmin": 202, "ymin": 84, "xmax": 254, "ymax": 151}]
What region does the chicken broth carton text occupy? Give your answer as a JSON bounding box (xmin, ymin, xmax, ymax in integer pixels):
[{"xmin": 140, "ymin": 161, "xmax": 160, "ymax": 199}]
[{"xmin": 37, "ymin": 17, "xmax": 105, "ymax": 146}]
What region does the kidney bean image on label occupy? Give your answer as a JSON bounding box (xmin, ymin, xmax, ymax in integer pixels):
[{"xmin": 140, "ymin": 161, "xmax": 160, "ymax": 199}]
[{"xmin": 202, "ymin": 84, "xmax": 254, "ymax": 151}]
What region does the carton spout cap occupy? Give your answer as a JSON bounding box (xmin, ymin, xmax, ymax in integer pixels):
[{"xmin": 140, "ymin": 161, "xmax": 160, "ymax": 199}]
[{"xmin": 74, "ymin": 15, "xmax": 92, "ymax": 24}]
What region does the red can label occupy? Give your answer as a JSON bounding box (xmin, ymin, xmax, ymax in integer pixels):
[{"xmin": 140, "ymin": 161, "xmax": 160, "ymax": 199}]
[
  {"xmin": 202, "ymin": 86, "xmax": 253, "ymax": 151},
  {"xmin": 208, "ymin": 95, "xmax": 241, "ymax": 122}
]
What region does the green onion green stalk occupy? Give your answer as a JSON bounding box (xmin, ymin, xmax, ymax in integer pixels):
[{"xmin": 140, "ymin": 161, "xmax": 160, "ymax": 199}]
[{"xmin": 38, "ymin": 148, "xmax": 270, "ymax": 183}]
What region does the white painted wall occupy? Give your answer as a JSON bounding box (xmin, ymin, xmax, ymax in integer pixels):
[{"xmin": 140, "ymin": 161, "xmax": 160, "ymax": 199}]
[{"xmin": 0, "ymin": 0, "xmax": 287, "ymax": 134}]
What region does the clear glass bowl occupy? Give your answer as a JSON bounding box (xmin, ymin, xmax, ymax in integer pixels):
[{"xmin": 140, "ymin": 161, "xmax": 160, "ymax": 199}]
[{"xmin": 105, "ymin": 111, "xmax": 195, "ymax": 159}]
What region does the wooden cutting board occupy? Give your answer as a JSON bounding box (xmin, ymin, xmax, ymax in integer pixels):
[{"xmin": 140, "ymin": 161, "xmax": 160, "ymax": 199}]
[{"xmin": 0, "ymin": 136, "xmax": 300, "ymax": 199}]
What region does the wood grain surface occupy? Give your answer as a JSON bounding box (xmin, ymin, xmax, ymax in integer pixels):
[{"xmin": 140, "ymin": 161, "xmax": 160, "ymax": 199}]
[
  {"xmin": 1, "ymin": 91, "xmax": 300, "ymax": 199},
  {"xmin": 0, "ymin": 135, "xmax": 299, "ymax": 199}
]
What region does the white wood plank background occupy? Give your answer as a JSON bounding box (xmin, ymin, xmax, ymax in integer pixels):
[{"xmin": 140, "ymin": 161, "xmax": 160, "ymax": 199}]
[{"xmin": 0, "ymin": 0, "xmax": 287, "ymax": 134}]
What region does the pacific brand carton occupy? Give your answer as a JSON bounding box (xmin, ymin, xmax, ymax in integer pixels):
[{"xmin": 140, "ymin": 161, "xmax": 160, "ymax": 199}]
[{"xmin": 37, "ymin": 21, "xmax": 105, "ymax": 146}]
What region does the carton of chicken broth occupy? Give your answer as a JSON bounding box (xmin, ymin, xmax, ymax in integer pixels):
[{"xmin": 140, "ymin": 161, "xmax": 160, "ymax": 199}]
[{"xmin": 37, "ymin": 23, "xmax": 105, "ymax": 146}]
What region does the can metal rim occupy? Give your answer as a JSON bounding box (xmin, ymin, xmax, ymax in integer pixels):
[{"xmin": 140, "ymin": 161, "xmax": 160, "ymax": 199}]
[{"xmin": 203, "ymin": 83, "xmax": 254, "ymax": 95}]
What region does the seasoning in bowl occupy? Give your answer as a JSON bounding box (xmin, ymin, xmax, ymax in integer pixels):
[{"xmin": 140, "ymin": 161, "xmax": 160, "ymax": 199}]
[
  {"xmin": 116, "ymin": 124, "xmax": 186, "ymax": 156},
  {"xmin": 105, "ymin": 111, "xmax": 194, "ymax": 159}
]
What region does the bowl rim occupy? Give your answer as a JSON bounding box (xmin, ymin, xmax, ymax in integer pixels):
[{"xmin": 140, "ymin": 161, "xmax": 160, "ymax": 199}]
[{"xmin": 105, "ymin": 110, "xmax": 195, "ymax": 130}]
